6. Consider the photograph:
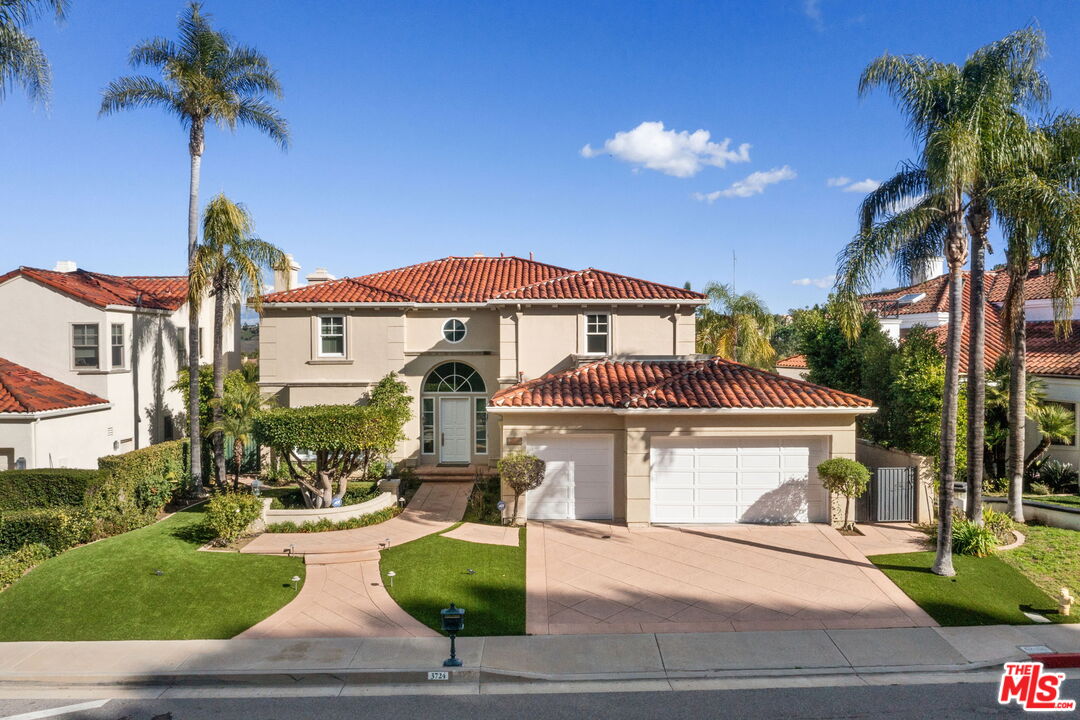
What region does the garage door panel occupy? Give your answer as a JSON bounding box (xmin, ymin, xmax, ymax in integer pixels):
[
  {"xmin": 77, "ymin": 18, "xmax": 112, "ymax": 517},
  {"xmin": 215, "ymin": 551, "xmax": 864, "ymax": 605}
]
[
  {"xmin": 696, "ymin": 454, "xmax": 738, "ymax": 470},
  {"xmin": 527, "ymin": 435, "xmax": 614, "ymax": 521},
  {"xmin": 697, "ymin": 487, "xmax": 738, "ymax": 504},
  {"xmin": 740, "ymin": 454, "xmax": 783, "ymax": 469}
]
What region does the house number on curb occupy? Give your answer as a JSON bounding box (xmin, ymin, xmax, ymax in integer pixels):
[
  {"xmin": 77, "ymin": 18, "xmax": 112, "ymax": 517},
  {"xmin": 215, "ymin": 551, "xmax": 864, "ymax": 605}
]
[{"xmin": 427, "ymin": 671, "xmax": 450, "ymax": 680}]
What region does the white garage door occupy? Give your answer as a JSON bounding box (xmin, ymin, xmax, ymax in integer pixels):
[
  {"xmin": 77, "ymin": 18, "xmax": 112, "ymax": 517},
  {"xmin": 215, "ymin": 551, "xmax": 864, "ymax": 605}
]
[
  {"xmin": 526, "ymin": 435, "xmax": 614, "ymax": 520},
  {"xmin": 651, "ymin": 438, "xmax": 827, "ymax": 524}
]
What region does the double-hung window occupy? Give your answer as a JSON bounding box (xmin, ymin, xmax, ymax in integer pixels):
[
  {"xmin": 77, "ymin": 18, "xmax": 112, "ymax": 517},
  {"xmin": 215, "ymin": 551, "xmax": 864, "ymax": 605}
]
[
  {"xmin": 73, "ymin": 324, "xmax": 99, "ymax": 368},
  {"xmin": 319, "ymin": 316, "xmax": 346, "ymax": 357},
  {"xmin": 111, "ymin": 324, "xmax": 125, "ymax": 368},
  {"xmin": 585, "ymin": 313, "xmax": 610, "ymax": 354}
]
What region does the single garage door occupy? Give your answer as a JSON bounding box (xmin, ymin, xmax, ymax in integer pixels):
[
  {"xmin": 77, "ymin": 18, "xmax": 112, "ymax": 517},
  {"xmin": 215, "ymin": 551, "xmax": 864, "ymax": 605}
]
[
  {"xmin": 526, "ymin": 435, "xmax": 614, "ymax": 520},
  {"xmin": 651, "ymin": 438, "xmax": 827, "ymax": 524}
]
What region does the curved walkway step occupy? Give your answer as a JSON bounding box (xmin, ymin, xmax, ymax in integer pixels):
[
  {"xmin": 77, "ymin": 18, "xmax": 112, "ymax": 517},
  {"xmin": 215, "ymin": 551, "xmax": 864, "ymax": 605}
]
[{"xmin": 238, "ymin": 482, "xmax": 471, "ymax": 638}]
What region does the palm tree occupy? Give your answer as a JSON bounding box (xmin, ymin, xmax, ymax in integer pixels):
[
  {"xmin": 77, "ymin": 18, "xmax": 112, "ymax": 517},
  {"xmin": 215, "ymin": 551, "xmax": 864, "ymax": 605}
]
[
  {"xmin": 100, "ymin": 2, "xmax": 288, "ymax": 494},
  {"xmin": 984, "ymin": 356, "xmax": 1043, "ymax": 478},
  {"xmin": 835, "ymin": 30, "xmax": 1048, "ymax": 575},
  {"xmin": 207, "ymin": 380, "xmax": 267, "ymax": 491},
  {"xmin": 1025, "ymin": 403, "xmax": 1075, "ymax": 471},
  {"xmin": 190, "ymin": 194, "xmax": 286, "ymax": 489},
  {"xmin": 0, "ymin": 0, "xmax": 67, "ymax": 105},
  {"xmin": 695, "ymin": 283, "xmax": 776, "ymax": 368}
]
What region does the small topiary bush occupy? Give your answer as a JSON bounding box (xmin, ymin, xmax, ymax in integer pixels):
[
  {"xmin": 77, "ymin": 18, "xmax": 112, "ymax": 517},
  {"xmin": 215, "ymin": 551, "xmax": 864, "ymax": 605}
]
[
  {"xmin": 0, "ymin": 542, "xmax": 53, "ymax": 590},
  {"xmin": 817, "ymin": 458, "xmax": 871, "ymax": 530},
  {"xmin": 0, "ymin": 507, "xmax": 93, "ymax": 554},
  {"xmin": 0, "ymin": 469, "xmax": 104, "ymax": 511},
  {"xmin": 498, "ymin": 453, "xmax": 546, "ymax": 525},
  {"xmin": 203, "ymin": 492, "xmax": 264, "ymax": 544}
]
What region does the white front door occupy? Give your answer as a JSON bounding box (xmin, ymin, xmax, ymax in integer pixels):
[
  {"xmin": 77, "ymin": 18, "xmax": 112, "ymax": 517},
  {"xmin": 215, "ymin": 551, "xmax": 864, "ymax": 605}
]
[
  {"xmin": 526, "ymin": 435, "xmax": 614, "ymax": 520},
  {"xmin": 439, "ymin": 397, "xmax": 471, "ymax": 463}
]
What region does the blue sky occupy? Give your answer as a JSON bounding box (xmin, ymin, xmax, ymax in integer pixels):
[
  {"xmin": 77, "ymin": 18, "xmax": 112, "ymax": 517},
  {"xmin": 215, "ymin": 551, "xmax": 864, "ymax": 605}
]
[{"xmin": 3, "ymin": 0, "xmax": 1079, "ymax": 313}]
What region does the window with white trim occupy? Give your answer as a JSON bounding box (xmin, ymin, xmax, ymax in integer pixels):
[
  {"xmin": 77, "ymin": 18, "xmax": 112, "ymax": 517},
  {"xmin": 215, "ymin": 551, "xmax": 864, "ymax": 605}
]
[
  {"xmin": 111, "ymin": 323, "xmax": 125, "ymax": 368},
  {"xmin": 73, "ymin": 324, "xmax": 99, "ymax": 368},
  {"xmin": 421, "ymin": 398, "xmax": 435, "ymax": 454},
  {"xmin": 442, "ymin": 318, "xmax": 466, "ymax": 343},
  {"xmin": 319, "ymin": 316, "xmax": 346, "ymax": 356},
  {"xmin": 585, "ymin": 313, "xmax": 610, "ymax": 354}
]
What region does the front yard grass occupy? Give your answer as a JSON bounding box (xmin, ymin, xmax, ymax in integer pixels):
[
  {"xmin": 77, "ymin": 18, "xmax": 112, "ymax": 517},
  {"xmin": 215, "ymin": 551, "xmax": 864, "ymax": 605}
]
[
  {"xmin": 870, "ymin": 551, "xmax": 1075, "ymax": 626},
  {"xmin": 0, "ymin": 504, "xmax": 304, "ymax": 641},
  {"xmin": 380, "ymin": 525, "xmax": 525, "ymax": 636},
  {"xmin": 998, "ymin": 524, "xmax": 1080, "ymax": 599}
]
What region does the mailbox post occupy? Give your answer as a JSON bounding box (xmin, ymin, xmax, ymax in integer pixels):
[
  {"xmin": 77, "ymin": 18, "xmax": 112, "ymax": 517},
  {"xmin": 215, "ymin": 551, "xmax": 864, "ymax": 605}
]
[{"xmin": 440, "ymin": 603, "xmax": 466, "ymax": 667}]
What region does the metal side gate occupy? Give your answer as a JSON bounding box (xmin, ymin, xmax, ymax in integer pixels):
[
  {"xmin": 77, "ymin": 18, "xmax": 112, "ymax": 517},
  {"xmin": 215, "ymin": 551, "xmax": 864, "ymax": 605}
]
[{"xmin": 857, "ymin": 466, "xmax": 916, "ymax": 522}]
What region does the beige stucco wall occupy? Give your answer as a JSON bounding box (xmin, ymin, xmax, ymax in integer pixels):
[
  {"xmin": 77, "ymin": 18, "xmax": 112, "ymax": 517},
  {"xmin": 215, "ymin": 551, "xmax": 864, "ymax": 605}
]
[
  {"xmin": 494, "ymin": 410, "xmax": 862, "ymax": 525},
  {"xmin": 855, "ymin": 439, "xmax": 935, "ymax": 524},
  {"xmin": 0, "ymin": 406, "xmax": 114, "ymax": 469}
]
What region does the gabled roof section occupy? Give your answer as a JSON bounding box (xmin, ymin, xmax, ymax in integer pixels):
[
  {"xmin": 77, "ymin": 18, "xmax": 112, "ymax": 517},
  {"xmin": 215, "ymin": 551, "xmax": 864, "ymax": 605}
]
[
  {"xmin": 861, "ymin": 273, "xmax": 957, "ymax": 315},
  {"xmin": 0, "ymin": 358, "xmax": 109, "ymax": 414},
  {"xmin": 0, "ymin": 267, "xmax": 187, "ymax": 311},
  {"xmin": 776, "ymin": 354, "xmax": 809, "ymax": 368},
  {"xmin": 259, "ymin": 256, "xmax": 707, "ymax": 305},
  {"xmin": 490, "ymin": 357, "xmax": 873, "ymax": 410},
  {"xmin": 1026, "ymin": 321, "xmax": 1080, "ymax": 376}
]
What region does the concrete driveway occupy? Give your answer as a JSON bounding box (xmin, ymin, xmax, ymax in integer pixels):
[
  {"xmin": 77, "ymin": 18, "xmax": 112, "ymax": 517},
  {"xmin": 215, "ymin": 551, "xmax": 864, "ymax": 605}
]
[{"xmin": 526, "ymin": 522, "xmax": 935, "ymax": 635}]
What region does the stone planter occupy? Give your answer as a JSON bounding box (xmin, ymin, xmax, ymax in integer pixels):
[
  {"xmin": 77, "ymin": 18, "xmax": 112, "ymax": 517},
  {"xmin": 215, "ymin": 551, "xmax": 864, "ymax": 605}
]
[{"xmin": 259, "ymin": 479, "xmax": 401, "ymax": 526}]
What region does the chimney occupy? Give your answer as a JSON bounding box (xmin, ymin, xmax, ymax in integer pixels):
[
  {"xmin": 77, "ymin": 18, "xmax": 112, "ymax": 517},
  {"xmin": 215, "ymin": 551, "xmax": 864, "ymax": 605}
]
[
  {"xmin": 305, "ymin": 267, "xmax": 336, "ymax": 286},
  {"xmin": 273, "ymin": 254, "xmax": 301, "ymax": 292},
  {"xmin": 908, "ymin": 256, "xmax": 945, "ymax": 286},
  {"xmin": 54, "ymin": 260, "xmax": 77, "ymax": 273}
]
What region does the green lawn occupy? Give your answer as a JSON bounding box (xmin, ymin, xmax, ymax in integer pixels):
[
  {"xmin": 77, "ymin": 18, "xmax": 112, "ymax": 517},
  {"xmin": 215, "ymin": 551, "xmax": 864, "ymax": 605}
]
[
  {"xmin": 380, "ymin": 526, "xmax": 525, "ymax": 636},
  {"xmin": 999, "ymin": 524, "xmax": 1080, "ymax": 599},
  {"xmin": 870, "ymin": 551, "xmax": 1074, "ymax": 626},
  {"xmin": 0, "ymin": 505, "xmax": 304, "ymax": 641}
]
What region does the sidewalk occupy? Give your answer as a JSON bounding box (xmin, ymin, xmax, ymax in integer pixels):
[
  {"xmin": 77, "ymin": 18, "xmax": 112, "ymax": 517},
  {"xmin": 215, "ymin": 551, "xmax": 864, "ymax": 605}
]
[{"xmin": 1, "ymin": 624, "xmax": 1078, "ymax": 690}]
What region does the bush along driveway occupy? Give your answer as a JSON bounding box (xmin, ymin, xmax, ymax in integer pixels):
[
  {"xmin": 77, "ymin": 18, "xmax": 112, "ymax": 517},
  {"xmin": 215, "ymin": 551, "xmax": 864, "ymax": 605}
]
[{"xmin": 0, "ymin": 504, "xmax": 303, "ymax": 641}]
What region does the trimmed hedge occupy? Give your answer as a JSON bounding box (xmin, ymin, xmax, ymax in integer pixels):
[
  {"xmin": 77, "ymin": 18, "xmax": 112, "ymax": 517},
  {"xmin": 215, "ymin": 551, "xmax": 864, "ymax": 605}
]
[
  {"xmin": 204, "ymin": 492, "xmax": 264, "ymax": 543},
  {"xmin": 0, "ymin": 543, "xmax": 53, "ymax": 590},
  {"xmin": 89, "ymin": 440, "xmax": 188, "ymax": 530},
  {"xmin": 0, "ymin": 507, "xmax": 93, "ymax": 554},
  {"xmin": 0, "ymin": 469, "xmax": 104, "ymax": 511}
]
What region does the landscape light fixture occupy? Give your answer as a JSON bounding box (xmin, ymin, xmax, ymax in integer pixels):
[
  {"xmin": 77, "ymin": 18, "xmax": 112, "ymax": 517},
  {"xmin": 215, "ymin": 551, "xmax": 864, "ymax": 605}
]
[
  {"xmin": 440, "ymin": 603, "xmax": 466, "ymax": 667},
  {"xmin": 386, "ymin": 571, "xmax": 396, "ymax": 588},
  {"xmin": 291, "ymin": 575, "xmax": 301, "ymax": 592}
]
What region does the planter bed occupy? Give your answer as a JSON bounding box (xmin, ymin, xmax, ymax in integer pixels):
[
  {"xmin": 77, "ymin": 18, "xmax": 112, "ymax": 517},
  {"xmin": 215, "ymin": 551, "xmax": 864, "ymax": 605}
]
[
  {"xmin": 985, "ymin": 496, "xmax": 1080, "ymax": 531},
  {"xmin": 261, "ymin": 481, "xmax": 399, "ymax": 526}
]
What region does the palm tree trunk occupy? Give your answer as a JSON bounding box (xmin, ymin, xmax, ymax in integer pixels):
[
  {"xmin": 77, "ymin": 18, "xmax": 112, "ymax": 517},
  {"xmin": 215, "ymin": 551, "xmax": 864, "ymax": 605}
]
[
  {"xmin": 932, "ymin": 206, "xmax": 965, "ymax": 578},
  {"xmin": 965, "ymin": 204, "xmax": 989, "ymax": 524},
  {"xmin": 186, "ymin": 121, "xmax": 205, "ymax": 495},
  {"xmin": 1024, "ymin": 437, "xmax": 1052, "ymax": 471},
  {"xmin": 234, "ymin": 439, "xmax": 243, "ymax": 490},
  {"xmin": 212, "ymin": 277, "xmax": 227, "ymax": 491},
  {"xmin": 1007, "ymin": 271, "xmax": 1027, "ymax": 523}
]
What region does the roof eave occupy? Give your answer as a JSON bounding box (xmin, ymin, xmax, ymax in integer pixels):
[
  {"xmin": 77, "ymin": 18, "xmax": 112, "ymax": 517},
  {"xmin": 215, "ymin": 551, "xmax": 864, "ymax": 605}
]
[
  {"xmin": 0, "ymin": 402, "xmax": 112, "ymax": 419},
  {"xmin": 487, "ymin": 405, "xmax": 877, "ymax": 415}
]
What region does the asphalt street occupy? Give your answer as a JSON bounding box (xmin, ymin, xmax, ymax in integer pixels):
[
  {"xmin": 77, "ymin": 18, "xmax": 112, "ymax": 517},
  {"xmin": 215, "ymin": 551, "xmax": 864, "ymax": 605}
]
[{"xmin": 1, "ymin": 679, "xmax": 1074, "ymax": 720}]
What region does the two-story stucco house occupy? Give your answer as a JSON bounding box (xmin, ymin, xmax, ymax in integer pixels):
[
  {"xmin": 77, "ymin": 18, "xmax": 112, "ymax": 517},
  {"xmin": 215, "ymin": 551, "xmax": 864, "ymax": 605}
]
[
  {"xmin": 259, "ymin": 255, "xmax": 875, "ymax": 527},
  {"xmin": 0, "ymin": 262, "xmax": 238, "ymax": 469}
]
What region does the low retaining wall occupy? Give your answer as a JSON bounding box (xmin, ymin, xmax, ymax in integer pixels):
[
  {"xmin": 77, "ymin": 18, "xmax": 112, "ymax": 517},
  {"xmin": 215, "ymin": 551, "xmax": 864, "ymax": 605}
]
[
  {"xmin": 261, "ymin": 479, "xmax": 400, "ymax": 526},
  {"xmin": 985, "ymin": 497, "xmax": 1080, "ymax": 531}
]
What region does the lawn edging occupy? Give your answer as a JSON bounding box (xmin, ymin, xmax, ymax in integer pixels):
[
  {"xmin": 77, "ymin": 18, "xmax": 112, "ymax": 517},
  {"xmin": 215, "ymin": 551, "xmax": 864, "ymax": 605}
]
[
  {"xmin": 262, "ymin": 489, "xmax": 397, "ymax": 526},
  {"xmin": 985, "ymin": 497, "xmax": 1080, "ymax": 530}
]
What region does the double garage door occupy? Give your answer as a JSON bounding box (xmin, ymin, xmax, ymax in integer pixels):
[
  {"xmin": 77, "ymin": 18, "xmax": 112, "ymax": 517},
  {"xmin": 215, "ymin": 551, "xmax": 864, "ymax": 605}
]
[{"xmin": 525, "ymin": 434, "xmax": 826, "ymax": 524}]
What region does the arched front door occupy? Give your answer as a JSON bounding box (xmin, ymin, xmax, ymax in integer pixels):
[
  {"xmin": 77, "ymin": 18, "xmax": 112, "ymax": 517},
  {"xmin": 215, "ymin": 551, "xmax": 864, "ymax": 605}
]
[{"xmin": 422, "ymin": 362, "xmax": 487, "ymax": 464}]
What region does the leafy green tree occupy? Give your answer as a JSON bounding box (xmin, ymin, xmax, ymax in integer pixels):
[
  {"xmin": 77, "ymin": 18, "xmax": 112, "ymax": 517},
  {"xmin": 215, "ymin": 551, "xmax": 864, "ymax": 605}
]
[
  {"xmin": 172, "ymin": 365, "xmax": 250, "ymax": 489},
  {"xmin": 207, "ymin": 381, "xmax": 269, "ymax": 491},
  {"xmin": 885, "ymin": 327, "xmax": 950, "ymax": 459},
  {"xmin": 190, "ymin": 194, "xmax": 286, "ymax": 488},
  {"xmin": 498, "ymin": 453, "xmax": 546, "ymax": 526},
  {"xmin": 0, "ymin": 0, "xmax": 67, "ymax": 105},
  {"xmin": 696, "ymin": 283, "xmax": 776, "ymax": 368},
  {"xmin": 101, "ymin": 2, "xmax": 288, "ymax": 494},
  {"xmin": 817, "ymin": 458, "xmax": 871, "ymax": 531}
]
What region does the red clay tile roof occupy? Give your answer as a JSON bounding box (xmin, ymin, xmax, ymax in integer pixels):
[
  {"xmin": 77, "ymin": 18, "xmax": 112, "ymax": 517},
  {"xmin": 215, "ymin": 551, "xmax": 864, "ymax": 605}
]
[
  {"xmin": 1025, "ymin": 321, "xmax": 1080, "ymax": 376},
  {"xmin": 260, "ymin": 256, "xmax": 706, "ymax": 305},
  {"xmin": 0, "ymin": 267, "xmax": 187, "ymax": 311},
  {"xmin": 489, "ymin": 357, "xmax": 873, "ymax": 410},
  {"xmin": 0, "ymin": 358, "xmax": 109, "ymax": 414},
  {"xmin": 776, "ymin": 354, "xmax": 809, "ymax": 368},
  {"xmin": 861, "ymin": 272, "xmax": 1004, "ymax": 316},
  {"xmin": 923, "ymin": 302, "xmax": 1010, "ymax": 373}
]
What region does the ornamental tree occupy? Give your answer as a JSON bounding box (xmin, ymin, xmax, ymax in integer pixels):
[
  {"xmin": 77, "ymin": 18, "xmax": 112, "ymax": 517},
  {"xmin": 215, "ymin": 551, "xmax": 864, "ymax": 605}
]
[
  {"xmin": 252, "ymin": 374, "xmax": 411, "ymax": 508},
  {"xmin": 498, "ymin": 453, "xmax": 545, "ymax": 525},
  {"xmin": 817, "ymin": 458, "xmax": 870, "ymax": 531}
]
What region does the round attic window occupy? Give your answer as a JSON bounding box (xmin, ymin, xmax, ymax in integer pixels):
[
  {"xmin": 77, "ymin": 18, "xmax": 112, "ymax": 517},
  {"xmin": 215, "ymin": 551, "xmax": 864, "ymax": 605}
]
[{"xmin": 443, "ymin": 319, "xmax": 466, "ymax": 343}]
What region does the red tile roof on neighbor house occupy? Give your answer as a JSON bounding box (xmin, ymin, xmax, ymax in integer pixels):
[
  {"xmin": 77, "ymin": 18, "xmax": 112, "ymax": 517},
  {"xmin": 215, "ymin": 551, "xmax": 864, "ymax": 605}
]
[
  {"xmin": 0, "ymin": 358, "xmax": 109, "ymax": 414},
  {"xmin": 490, "ymin": 357, "xmax": 874, "ymax": 410},
  {"xmin": 1026, "ymin": 321, "xmax": 1080, "ymax": 376},
  {"xmin": 775, "ymin": 354, "xmax": 809, "ymax": 368},
  {"xmin": 259, "ymin": 256, "xmax": 706, "ymax": 305},
  {"xmin": 0, "ymin": 267, "xmax": 188, "ymax": 311},
  {"xmin": 923, "ymin": 302, "xmax": 1011, "ymax": 373}
]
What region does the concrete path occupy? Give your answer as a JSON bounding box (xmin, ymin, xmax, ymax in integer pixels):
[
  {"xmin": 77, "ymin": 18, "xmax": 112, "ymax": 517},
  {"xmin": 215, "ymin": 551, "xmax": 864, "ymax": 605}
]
[
  {"xmin": 442, "ymin": 523, "xmax": 520, "ymax": 546},
  {"xmin": 1, "ymin": 624, "xmax": 1077, "ymax": 688},
  {"xmin": 845, "ymin": 523, "xmax": 929, "ymax": 557},
  {"xmin": 527, "ymin": 522, "xmax": 935, "ymax": 636},
  {"xmin": 238, "ymin": 482, "xmax": 470, "ymax": 638}
]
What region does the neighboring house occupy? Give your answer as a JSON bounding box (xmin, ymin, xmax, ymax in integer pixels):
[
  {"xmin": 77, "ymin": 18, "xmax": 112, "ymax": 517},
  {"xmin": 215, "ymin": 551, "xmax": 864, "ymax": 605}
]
[
  {"xmin": 259, "ymin": 254, "xmax": 875, "ymax": 526},
  {"xmin": 0, "ymin": 263, "xmax": 239, "ymax": 469},
  {"xmin": 859, "ymin": 260, "xmax": 1080, "ymax": 468},
  {"xmin": 775, "ymin": 354, "xmax": 809, "ymax": 380}
]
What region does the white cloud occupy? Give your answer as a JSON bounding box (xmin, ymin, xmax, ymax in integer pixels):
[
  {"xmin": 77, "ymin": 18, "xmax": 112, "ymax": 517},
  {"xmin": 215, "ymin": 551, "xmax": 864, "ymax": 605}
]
[
  {"xmin": 803, "ymin": 0, "xmax": 824, "ymax": 31},
  {"xmin": 581, "ymin": 121, "xmax": 751, "ymax": 178},
  {"xmin": 826, "ymin": 176, "xmax": 850, "ymax": 187},
  {"xmin": 694, "ymin": 165, "xmax": 797, "ymax": 202},
  {"xmin": 792, "ymin": 274, "xmax": 836, "ymax": 289},
  {"xmin": 844, "ymin": 178, "xmax": 881, "ymax": 193}
]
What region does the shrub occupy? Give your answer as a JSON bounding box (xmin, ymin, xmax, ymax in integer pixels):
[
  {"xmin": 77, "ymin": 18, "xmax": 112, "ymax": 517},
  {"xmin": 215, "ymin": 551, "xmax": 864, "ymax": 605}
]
[
  {"xmin": 96, "ymin": 439, "xmax": 188, "ymax": 510},
  {"xmin": 203, "ymin": 492, "xmax": 264, "ymax": 543},
  {"xmin": 265, "ymin": 505, "xmax": 401, "ymax": 533},
  {"xmin": 0, "ymin": 543, "xmax": 53, "ymax": 590},
  {"xmin": 498, "ymin": 453, "xmax": 545, "ymax": 525},
  {"xmin": 816, "ymin": 458, "xmax": 871, "ymax": 529},
  {"xmin": 0, "ymin": 507, "xmax": 93, "ymax": 554},
  {"xmin": 464, "ymin": 476, "xmax": 502, "ymax": 525},
  {"xmin": 951, "ymin": 518, "xmax": 998, "ymax": 557},
  {"xmin": 267, "ymin": 483, "xmax": 380, "ymax": 510},
  {"xmin": 982, "ymin": 476, "xmax": 1008, "ymax": 495},
  {"xmin": 1027, "ymin": 458, "xmax": 1079, "ymax": 494},
  {"xmin": 1029, "ymin": 481, "xmax": 1052, "ymax": 496},
  {"xmin": 0, "ymin": 469, "xmax": 104, "ymax": 511},
  {"xmin": 982, "ymin": 506, "xmax": 1014, "ymax": 544}
]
